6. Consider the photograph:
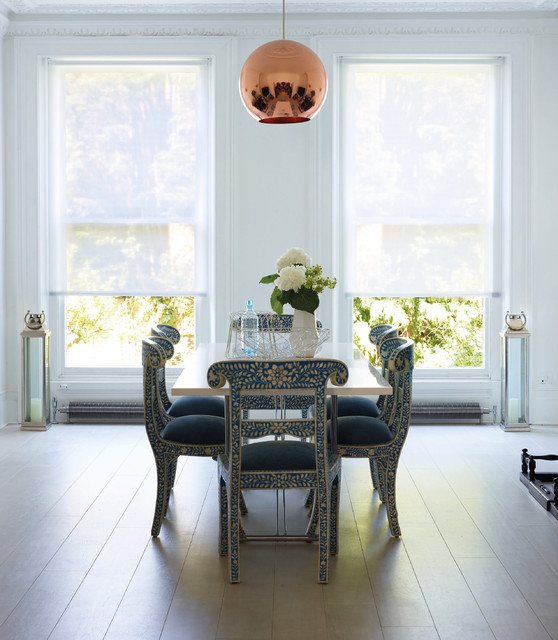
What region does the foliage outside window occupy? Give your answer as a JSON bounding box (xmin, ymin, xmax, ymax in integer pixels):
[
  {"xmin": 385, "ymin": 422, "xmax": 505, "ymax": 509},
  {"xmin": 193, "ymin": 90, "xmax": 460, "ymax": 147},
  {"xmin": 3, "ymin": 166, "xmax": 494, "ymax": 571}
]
[
  {"xmin": 66, "ymin": 296, "xmax": 194, "ymax": 368},
  {"xmin": 353, "ymin": 297, "xmax": 484, "ymax": 368}
]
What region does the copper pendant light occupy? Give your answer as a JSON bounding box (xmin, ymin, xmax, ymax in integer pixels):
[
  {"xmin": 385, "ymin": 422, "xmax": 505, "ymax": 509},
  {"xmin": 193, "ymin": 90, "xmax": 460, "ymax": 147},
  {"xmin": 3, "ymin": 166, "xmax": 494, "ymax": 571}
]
[{"xmin": 239, "ymin": 0, "xmax": 327, "ymax": 124}]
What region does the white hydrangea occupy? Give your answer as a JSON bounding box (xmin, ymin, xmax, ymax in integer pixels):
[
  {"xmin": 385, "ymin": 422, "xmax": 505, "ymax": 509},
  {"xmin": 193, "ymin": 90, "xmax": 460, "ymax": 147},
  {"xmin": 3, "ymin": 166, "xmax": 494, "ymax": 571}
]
[
  {"xmin": 275, "ymin": 265, "xmax": 307, "ymax": 292},
  {"xmin": 275, "ymin": 247, "xmax": 312, "ymax": 272}
]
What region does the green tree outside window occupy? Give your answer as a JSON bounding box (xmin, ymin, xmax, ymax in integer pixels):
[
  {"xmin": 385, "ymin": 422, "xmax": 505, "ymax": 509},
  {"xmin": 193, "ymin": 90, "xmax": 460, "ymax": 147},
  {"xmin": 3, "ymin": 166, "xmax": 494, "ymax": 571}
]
[{"xmin": 354, "ymin": 296, "xmax": 483, "ymax": 368}]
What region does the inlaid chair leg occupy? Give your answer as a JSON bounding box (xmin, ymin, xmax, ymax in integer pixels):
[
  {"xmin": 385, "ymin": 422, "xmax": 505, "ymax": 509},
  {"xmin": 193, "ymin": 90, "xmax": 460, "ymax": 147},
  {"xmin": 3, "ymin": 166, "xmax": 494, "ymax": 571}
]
[
  {"xmin": 240, "ymin": 491, "xmax": 248, "ymax": 515},
  {"xmin": 218, "ymin": 476, "xmax": 228, "ymax": 556},
  {"xmin": 317, "ymin": 483, "xmax": 329, "ymax": 584},
  {"xmin": 330, "ymin": 472, "xmax": 341, "ymax": 555},
  {"xmin": 151, "ymin": 456, "xmax": 169, "ymax": 537},
  {"xmin": 369, "ymin": 458, "xmax": 379, "ymax": 490},
  {"xmin": 241, "ymin": 409, "xmax": 249, "ymax": 445},
  {"xmin": 383, "ymin": 456, "xmax": 401, "ymax": 537},
  {"xmin": 304, "ymin": 488, "xmax": 315, "ymax": 509},
  {"xmin": 306, "ymin": 489, "xmax": 319, "ymax": 537},
  {"xmin": 163, "ymin": 454, "xmax": 176, "ymax": 517},
  {"xmin": 169, "ymin": 458, "xmax": 178, "ymax": 488},
  {"xmin": 375, "ymin": 457, "xmax": 388, "ymax": 504},
  {"xmin": 228, "ymin": 484, "xmax": 241, "ymax": 583}
]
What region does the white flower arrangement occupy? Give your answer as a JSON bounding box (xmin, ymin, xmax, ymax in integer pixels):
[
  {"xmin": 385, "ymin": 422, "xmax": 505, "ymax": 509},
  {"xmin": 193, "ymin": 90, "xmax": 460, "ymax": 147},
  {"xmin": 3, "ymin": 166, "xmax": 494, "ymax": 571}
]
[
  {"xmin": 275, "ymin": 265, "xmax": 307, "ymax": 293},
  {"xmin": 276, "ymin": 248, "xmax": 311, "ymax": 272},
  {"xmin": 260, "ymin": 247, "xmax": 337, "ymax": 315}
]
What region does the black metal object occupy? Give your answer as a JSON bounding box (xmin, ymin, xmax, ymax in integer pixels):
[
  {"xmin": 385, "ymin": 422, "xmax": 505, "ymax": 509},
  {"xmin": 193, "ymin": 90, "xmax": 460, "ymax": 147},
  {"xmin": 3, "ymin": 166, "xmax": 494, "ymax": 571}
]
[
  {"xmin": 520, "ymin": 448, "xmax": 558, "ymax": 520},
  {"xmin": 58, "ymin": 401, "xmax": 144, "ymax": 423},
  {"xmin": 411, "ymin": 402, "xmax": 491, "ymax": 425}
]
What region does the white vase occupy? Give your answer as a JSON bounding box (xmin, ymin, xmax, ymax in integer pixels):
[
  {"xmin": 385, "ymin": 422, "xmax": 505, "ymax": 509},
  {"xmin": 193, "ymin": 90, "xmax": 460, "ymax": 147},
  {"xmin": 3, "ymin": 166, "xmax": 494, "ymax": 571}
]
[{"xmin": 290, "ymin": 309, "xmax": 319, "ymax": 358}]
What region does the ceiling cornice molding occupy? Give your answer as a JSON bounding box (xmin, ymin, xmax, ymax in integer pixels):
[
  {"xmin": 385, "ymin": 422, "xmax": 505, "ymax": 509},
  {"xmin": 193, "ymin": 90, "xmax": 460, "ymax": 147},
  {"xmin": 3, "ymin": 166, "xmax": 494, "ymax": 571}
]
[
  {"xmin": 2, "ymin": 1, "xmax": 558, "ymax": 15},
  {"xmin": 0, "ymin": 14, "xmax": 9, "ymax": 35},
  {"xmin": 5, "ymin": 15, "xmax": 558, "ymax": 37},
  {"xmin": 1, "ymin": 0, "xmax": 34, "ymax": 13}
]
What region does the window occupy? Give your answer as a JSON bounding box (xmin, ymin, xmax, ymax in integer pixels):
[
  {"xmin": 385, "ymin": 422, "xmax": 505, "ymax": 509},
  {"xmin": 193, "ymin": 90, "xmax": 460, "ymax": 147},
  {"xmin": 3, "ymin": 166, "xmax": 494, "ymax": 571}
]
[
  {"xmin": 340, "ymin": 58, "xmax": 501, "ymax": 368},
  {"xmin": 48, "ymin": 60, "xmax": 211, "ymax": 368}
]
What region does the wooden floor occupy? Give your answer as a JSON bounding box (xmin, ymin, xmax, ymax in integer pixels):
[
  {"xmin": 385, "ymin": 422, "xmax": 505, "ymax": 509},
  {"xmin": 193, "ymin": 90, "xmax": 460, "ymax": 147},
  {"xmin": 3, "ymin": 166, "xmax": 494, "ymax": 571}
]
[{"xmin": 1, "ymin": 422, "xmax": 558, "ymax": 640}]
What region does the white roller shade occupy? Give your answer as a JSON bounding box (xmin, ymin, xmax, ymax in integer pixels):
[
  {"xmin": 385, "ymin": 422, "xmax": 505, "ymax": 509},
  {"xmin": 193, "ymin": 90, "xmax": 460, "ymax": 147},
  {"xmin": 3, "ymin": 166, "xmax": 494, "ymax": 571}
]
[
  {"xmin": 341, "ymin": 59, "xmax": 500, "ymax": 297},
  {"xmin": 49, "ymin": 61, "xmax": 210, "ymax": 296}
]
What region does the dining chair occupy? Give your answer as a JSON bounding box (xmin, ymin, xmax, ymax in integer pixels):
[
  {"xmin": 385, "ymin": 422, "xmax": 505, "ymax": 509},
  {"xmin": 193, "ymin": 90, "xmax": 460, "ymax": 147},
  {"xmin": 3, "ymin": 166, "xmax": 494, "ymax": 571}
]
[
  {"xmin": 368, "ymin": 323, "xmax": 400, "ymax": 417},
  {"xmin": 142, "ymin": 337, "xmax": 226, "ymax": 537},
  {"xmin": 234, "ymin": 313, "xmax": 323, "ymax": 418},
  {"xmin": 207, "ymin": 357, "xmax": 348, "ymax": 584},
  {"xmin": 334, "ymin": 336, "xmax": 414, "ymax": 537},
  {"xmin": 309, "ymin": 324, "xmax": 398, "ymax": 430},
  {"xmin": 150, "ymin": 325, "xmax": 225, "ymax": 419},
  {"xmin": 335, "ymin": 323, "xmax": 399, "ymax": 419},
  {"xmin": 303, "ymin": 324, "xmax": 399, "ymax": 509}
]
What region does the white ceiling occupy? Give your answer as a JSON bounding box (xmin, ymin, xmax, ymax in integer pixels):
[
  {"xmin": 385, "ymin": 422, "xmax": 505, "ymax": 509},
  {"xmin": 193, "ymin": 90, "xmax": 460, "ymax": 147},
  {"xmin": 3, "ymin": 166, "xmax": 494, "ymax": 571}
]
[{"xmin": 1, "ymin": 0, "xmax": 558, "ymax": 15}]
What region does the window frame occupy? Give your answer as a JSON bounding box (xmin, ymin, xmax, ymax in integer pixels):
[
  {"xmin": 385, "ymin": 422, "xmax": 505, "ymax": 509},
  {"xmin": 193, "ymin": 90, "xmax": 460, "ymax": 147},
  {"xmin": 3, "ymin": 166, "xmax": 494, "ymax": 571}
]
[
  {"xmin": 20, "ymin": 37, "xmax": 234, "ymax": 388},
  {"xmin": 46, "ymin": 58, "xmax": 213, "ymax": 375},
  {"xmin": 314, "ymin": 38, "xmax": 517, "ymax": 392},
  {"xmin": 46, "ymin": 56, "xmax": 214, "ymax": 376},
  {"xmin": 338, "ymin": 55, "xmax": 504, "ymax": 378}
]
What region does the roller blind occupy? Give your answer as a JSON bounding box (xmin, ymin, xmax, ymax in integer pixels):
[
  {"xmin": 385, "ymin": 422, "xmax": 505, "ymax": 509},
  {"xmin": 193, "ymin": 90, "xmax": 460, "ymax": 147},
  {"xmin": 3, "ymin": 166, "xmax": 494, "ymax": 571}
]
[
  {"xmin": 341, "ymin": 58, "xmax": 500, "ymax": 298},
  {"xmin": 49, "ymin": 60, "xmax": 210, "ymax": 296}
]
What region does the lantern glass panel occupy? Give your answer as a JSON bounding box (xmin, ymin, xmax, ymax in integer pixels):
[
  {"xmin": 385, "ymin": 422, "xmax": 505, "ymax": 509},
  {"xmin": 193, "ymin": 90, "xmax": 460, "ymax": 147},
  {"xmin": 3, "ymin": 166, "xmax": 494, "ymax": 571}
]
[
  {"xmin": 506, "ymin": 337, "xmax": 527, "ymax": 424},
  {"xmin": 21, "ymin": 330, "xmax": 51, "ymax": 428},
  {"xmin": 23, "ymin": 336, "xmax": 44, "ymax": 423},
  {"xmin": 500, "ymin": 329, "xmax": 529, "ymax": 430}
]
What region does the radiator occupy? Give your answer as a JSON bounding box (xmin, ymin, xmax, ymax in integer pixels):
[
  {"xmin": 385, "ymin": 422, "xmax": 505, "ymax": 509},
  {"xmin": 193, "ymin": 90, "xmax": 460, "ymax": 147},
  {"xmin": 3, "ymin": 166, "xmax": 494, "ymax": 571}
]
[
  {"xmin": 57, "ymin": 400, "xmax": 492, "ymax": 425},
  {"xmin": 58, "ymin": 401, "xmax": 144, "ymax": 424},
  {"xmin": 411, "ymin": 402, "xmax": 492, "ymax": 425}
]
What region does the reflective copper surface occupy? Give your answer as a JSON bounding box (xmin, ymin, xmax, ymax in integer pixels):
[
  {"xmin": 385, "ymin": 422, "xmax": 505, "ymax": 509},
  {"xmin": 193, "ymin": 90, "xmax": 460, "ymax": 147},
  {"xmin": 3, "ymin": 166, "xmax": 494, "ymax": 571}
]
[{"xmin": 239, "ymin": 39, "xmax": 327, "ymax": 124}]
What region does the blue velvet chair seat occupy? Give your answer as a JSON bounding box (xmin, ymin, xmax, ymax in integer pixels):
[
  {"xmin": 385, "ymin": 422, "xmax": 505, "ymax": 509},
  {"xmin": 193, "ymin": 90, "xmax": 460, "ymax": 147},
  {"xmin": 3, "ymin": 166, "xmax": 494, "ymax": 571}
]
[
  {"xmin": 333, "ymin": 415, "xmax": 394, "ymax": 447},
  {"xmin": 332, "ymin": 396, "xmax": 380, "ymax": 418},
  {"xmin": 241, "ymin": 440, "xmax": 316, "ymax": 471},
  {"xmin": 161, "ymin": 414, "xmax": 226, "ymax": 445},
  {"xmin": 168, "ymin": 395, "xmax": 225, "ymax": 418},
  {"xmin": 310, "ymin": 395, "xmax": 381, "ymax": 419}
]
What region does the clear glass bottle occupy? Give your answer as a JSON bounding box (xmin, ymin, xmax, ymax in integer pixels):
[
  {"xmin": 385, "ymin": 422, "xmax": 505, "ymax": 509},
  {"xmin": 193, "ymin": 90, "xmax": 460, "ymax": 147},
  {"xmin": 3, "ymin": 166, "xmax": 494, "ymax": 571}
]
[{"xmin": 241, "ymin": 300, "xmax": 258, "ymax": 355}]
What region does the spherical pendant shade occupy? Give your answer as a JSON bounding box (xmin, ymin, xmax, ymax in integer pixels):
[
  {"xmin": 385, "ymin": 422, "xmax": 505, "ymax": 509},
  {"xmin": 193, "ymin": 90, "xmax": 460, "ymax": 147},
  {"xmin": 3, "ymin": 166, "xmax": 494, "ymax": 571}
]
[{"xmin": 239, "ymin": 40, "xmax": 327, "ymax": 124}]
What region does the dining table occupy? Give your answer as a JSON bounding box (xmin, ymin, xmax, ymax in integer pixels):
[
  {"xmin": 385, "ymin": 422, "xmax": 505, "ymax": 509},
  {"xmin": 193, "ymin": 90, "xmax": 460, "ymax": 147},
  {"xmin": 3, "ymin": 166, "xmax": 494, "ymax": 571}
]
[
  {"xmin": 172, "ymin": 342, "xmax": 391, "ymax": 396},
  {"xmin": 171, "ymin": 342, "xmax": 392, "ymax": 419}
]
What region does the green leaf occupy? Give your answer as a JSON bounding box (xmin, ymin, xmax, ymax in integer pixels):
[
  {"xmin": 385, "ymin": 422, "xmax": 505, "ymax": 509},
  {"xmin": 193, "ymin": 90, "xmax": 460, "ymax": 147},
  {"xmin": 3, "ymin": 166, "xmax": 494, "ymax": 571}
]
[
  {"xmin": 260, "ymin": 274, "xmax": 279, "ymax": 284},
  {"xmin": 270, "ymin": 287, "xmax": 283, "ymax": 315},
  {"xmin": 276, "ymin": 289, "xmax": 295, "ymax": 309},
  {"xmin": 290, "ymin": 288, "xmax": 320, "ymax": 314}
]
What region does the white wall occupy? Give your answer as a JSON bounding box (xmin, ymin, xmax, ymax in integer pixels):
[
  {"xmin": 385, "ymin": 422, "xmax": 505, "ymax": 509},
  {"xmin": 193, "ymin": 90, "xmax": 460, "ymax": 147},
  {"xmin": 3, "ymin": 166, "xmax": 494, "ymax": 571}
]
[
  {"xmin": 0, "ymin": 16, "xmax": 6, "ymax": 427},
  {"xmin": 2, "ymin": 12, "xmax": 558, "ymax": 426},
  {"xmin": 530, "ymin": 30, "xmax": 558, "ymax": 424}
]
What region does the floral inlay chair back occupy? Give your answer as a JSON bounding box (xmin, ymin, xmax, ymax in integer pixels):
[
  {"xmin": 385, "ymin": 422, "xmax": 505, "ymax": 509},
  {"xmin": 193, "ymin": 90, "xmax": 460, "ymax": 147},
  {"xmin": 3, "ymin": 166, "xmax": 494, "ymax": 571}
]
[
  {"xmin": 150, "ymin": 326, "xmax": 225, "ymax": 420},
  {"xmin": 378, "ymin": 336, "xmax": 414, "ymax": 441},
  {"xmin": 335, "ymin": 336, "xmax": 414, "ymax": 538},
  {"xmin": 207, "ymin": 358, "xmax": 348, "ymax": 584},
  {"xmin": 142, "ymin": 338, "xmax": 226, "ymax": 537},
  {"xmin": 148, "ymin": 332, "xmax": 176, "ymax": 416},
  {"xmin": 368, "ymin": 324, "xmax": 400, "ymax": 420},
  {"xmin": 152, "ymin": 323, "xmax": 180, "ymax": 345},
  {"xmin": 231, "ymin": 313, "xmax": 323, "ymax": 415}
]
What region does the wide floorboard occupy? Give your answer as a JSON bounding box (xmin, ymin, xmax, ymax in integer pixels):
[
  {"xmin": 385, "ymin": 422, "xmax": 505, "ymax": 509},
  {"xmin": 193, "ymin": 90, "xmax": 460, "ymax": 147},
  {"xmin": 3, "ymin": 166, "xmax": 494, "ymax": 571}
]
[{"xmin": 1, "ymin": 422, "xmax": 557, "ymax": 640}]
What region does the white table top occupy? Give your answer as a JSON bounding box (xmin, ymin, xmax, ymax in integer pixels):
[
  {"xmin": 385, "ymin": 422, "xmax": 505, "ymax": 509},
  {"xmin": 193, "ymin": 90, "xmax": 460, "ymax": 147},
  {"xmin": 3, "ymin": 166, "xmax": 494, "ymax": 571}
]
[{"xmin": 171, "ymin": 342, "xmax": 392, "ymax": 397}]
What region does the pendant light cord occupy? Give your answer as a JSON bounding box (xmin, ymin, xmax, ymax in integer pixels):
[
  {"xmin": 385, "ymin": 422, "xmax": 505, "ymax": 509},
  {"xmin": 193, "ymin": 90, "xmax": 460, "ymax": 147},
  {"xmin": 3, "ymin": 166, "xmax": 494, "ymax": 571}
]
[{"xmin": 282, "ymin": 0, "xmax": 285, "ymax": 40}]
